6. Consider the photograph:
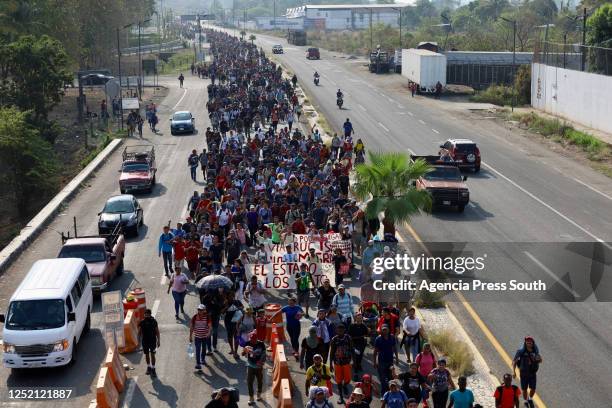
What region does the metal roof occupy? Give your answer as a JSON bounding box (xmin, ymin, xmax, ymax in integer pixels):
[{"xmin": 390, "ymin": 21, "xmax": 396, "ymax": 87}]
[
  {"xmin": 444, "ymin": 51, "xmax": 533, "ymax": 65},
  {"xmin": 304, "ymin": 4, "xmax": 409, "ymax": 9}
]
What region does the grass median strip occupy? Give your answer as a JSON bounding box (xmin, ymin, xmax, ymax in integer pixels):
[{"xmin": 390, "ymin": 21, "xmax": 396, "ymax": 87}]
[{"xmin": 426, "ymin": 329, "xmax": 475, "ymax": 377}]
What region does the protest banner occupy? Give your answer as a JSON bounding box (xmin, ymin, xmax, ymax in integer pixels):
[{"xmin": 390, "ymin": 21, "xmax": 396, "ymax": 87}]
[
  {"xmin": 264, "ymin": 234, "xmax": 352, "ymax": 264},
  {"xmin": 245, "ymin": 262, "xmax": 335, "ymax": 290}
]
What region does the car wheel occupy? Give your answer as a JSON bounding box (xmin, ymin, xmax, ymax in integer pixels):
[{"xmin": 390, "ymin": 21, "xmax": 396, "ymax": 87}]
[
  {"xmin": 83, "ymin": 310, "xmax": 91, "ymax": 334},
  {"xmin": 120, "ymin": 188, "xmax": 125, "ymax": 194},
  {"xmin": 474, "ymin": 165, "xmax": 480, "ymax": 172},
  {"xmin": 458, "ymin": 204, "xmax": 466, "ymax": 213},
  {"xmin": 117, "ymin": 258, "xmax": 124, "ymax": 276},
  {"xmin": 171, "ymin": 131, "xmax": 175, "ymax": 135}
]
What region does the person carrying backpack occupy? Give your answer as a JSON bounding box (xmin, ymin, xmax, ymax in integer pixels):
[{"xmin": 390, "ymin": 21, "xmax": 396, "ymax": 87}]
[
  {"xmin": 494, "ymin": 374, "xmax": 521, "ymax": 408},
  {"xmin": 512, "ymin": 336, "xmax": 542, "ymax": 408},
  {"xmin": 306, "ymin": 387, "xmax": 334, "ymax": 408}
]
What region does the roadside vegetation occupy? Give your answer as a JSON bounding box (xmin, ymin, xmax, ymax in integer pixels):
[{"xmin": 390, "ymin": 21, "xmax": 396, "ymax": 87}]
[
  {"xmin": 414, "ymin": 289, "xmax": 446, "ymax": 309},
  {"xmin": 158, "ymin": 49, "xmax": 194, "ymax": 75},
  {"xmin": 426, "ymin": 329, "xmax": 475, "ymax": 377},
  {"xmin": 471, "ymin": 65, "xmax": 531, "ymax": 106}
]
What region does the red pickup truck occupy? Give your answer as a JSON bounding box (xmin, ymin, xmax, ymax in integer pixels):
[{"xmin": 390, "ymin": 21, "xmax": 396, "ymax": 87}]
[
  {"xmin": 58, "ymin": 227, "xmax": 125, "ymax": 292},
  {"xmin": 411, "ymin": 155, "xmax": 470, "ymax": 213},
  {"xmin": 119, "ymin": 145, "xmax": 156, "ymax": 194}
]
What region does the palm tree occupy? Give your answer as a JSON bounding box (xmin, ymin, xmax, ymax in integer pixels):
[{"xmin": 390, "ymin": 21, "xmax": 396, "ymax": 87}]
[
  {"xmin": 249, "ymin": 34, "xmax": 256, "ymax": 45},
  {"xmin": 352, "ymin": 151, "xmax": 432, "ymax": 237}
]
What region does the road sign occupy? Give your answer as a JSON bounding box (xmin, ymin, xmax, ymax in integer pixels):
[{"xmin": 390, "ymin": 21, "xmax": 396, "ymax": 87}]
[
  {"xmin": 102, "ymin": 291, "xmax": 125, "ymax": 348},
  {"xmin": 122, "ymin": 97, "xmax": 140, "ymax": 110},
  {"xmin": 142, "ymin": 59, "xmax": 157, "ymax": 74},
  {"xmin": 104, "ymin": 79, "xmax": 121, "ymax": 100}
]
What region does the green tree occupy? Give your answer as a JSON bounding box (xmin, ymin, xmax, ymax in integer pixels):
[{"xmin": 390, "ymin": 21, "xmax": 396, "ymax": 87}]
[
  {"xmin": 352, "ymin": 151, "xmax": 432, "ymax": 235},
  {"xmin": 249, "ymin": 34, "xmax": 257, "ymax": 44},
  {"xmin": 586, "ymin": 3, "xmax": 612, "ymax": 73},
  {"xmin": 0, "ymin": 35, "xmax": 72, "ymax": 122},
  {"xmin": 0, "ymin": 107, "xmax": 59, "ymax": 218}
]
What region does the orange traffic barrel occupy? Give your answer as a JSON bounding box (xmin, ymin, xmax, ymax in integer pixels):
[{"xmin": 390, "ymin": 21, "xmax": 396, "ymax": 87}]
[
  {"xmin": 122, "ymin": 295, "xmax": 138, "ymax": 318},
  {"xmin": 131, "ymin": 288, "xmax": 146, "ymax": 322},
  {"xmin": 265, "ymin": 303, "xmax": 285, "ymax": 343}
]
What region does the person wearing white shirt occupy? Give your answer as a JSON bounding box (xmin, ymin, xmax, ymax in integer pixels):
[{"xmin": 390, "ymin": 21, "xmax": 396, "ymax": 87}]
[{"xmin": 402, "ymin": 307, "xmax": 422, "ymax": 362}]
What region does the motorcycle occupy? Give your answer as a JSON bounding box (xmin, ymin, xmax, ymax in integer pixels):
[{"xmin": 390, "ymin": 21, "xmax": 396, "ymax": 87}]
[
  {"xmin": 337, "ymin": 97, "xmax": 343, "ymax": 109},
  {"xmin": 314, "ymin": 76, "xmax": 319, "ymax": 86}
]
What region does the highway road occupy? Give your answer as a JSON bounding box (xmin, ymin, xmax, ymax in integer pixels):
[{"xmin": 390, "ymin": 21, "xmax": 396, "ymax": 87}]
[{"xmin": 249, "ymin": 32, "xmax": 612, "ymax": 408}]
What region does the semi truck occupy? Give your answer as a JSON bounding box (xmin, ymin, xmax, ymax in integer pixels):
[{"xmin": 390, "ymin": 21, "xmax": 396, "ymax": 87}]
[{"xmin": 401, "ymin": 49, "xmax": 447, "ymax": 93}]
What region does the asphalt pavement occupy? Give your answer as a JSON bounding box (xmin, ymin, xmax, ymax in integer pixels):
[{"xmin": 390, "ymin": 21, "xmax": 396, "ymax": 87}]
[{"xmin": 249, "ymin": 32, "xmax": 612, "ymax": 408}]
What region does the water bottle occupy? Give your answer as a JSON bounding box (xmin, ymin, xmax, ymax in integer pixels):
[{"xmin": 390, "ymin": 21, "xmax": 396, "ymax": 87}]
[{"xmin": 187, "ymin": 342, "xmax": 194, "ymax": 359}]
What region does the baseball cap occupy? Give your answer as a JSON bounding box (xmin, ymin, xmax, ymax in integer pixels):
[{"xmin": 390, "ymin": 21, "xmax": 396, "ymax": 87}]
[
  {"xmin": 197, "ymin": 304, "xmax": 206, "ymax": 310},
  {"xmin": 338, "ymin": 284, "xmax": 345, "ymax": 289},
  {"xmin": 352, "ymin": 388, "xmax": 364, "ymax": 395}
]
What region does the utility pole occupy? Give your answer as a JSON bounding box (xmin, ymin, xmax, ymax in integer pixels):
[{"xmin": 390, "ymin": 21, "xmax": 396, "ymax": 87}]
[
  {"xmin": 116, "ymin": 28, "xmax": 124, "ymax": 130},
  {"xmin": 274, "ymin": 0, "xmax": 277, "ymax": 29},
  {"xmin": 370, "ymin": 8, "xmax": 373, "ymax": 50},
  {"xmin": 198, "ymin": 13, "xmax": 202, "ymax": 62},
  {"xmin": 399, "ymin": 8, "xmax": 402, "ymax": 49},
  {"xmin": 581, "ymin": 7, "xmax": 587, "ymax": 71},
  {"xmin": 138, "ymin": 21, "xmax": 142, "ymax": 98},
  {"xmin": 512, "ymin": 20, "xmax": 516, "ymax": 112}
]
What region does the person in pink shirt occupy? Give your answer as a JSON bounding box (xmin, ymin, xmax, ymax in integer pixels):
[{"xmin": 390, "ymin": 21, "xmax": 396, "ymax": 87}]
[
  {"xmin": 168, "ymin": 266, "xmax": 189, "ymax": 320},
  {"xmin": 415, "ymin": 342, "xmax": 437, "ymax": 405}
]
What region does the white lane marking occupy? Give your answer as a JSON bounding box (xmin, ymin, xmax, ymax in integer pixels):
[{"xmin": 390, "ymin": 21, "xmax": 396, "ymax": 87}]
[
  {"xmin": 160, "ymin": 275, "xmax": 167, "ymax": 286},
  {"xmin": 121, "ymin": 376, "xmax": 139, "ymax": 408},
  {"xmin": 396, "ymin": 112, "xmax": 406, "ymax": 115},
  {"xmin": 572, "ymin": 177, "xmax": 612, "ymax": 201},
  {"xmin": 432, "ymin": 129, "xmax": 440, "ymax": 134},
  {"xmin": 397, "ymin": 104, "xmax": 404, "ymax": 109},
  {"xmin": 151, "ymin": 299, "xmax": 161, "ymax": 317},
  {"xmin": 378, "ymin": 122, "xmax": 389, "ymax": 132},
  {"xmin": 407, "ymin": 111, "xmax": 414, "ymax": 116},
  {"xmin": 524, "ymin": 251, "xmax": 581, "ymax": 298},
  {"xmin": 418, "ymin": 119, "xmax": 426, "ymax": 124},
  {"xmin": 388, "ymin": 97, "xmax": 395, "ymax": 103},
  {"xmin": 172, "ymin": 88, "xmax": 188, "ymax": 110},
  {"xmin": 483, "ymin": 161, "xmax": 607, "ymax": 245},
  {"xmin": 358, "ymin": 104, "xmax": 367, "ymax": 112}
]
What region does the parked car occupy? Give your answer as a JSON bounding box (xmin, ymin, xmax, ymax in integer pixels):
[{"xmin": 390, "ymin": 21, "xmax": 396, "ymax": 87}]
[
  {"xmin": 412, "ymin": 155, "xmax": 470, "ymax": 213},
  {"xmin": 98, "ymin": 195, "xmax": 144, "ymax": 236},
  {"xmin": 58, "ymin": 224, "xmax": 125, "ymax": 292},
  {"xmin": 170, "ymin": 111, "xmax": 195, "ymax": 135},
  {"xmin": 306, "ymin": 47, "xmax": 320, "ymax": 60},
  {"xmin": 0, "ymin": 258, "xmax": 93, "ymax": 369},
  {"xmin": 438, "ymin": 139, "xmax": 481, "ymax": 172},
  {"xmin": 272, "ymin": 44, "xmax": 284, "ymax": 54},
  {"xmin": 119, "ymin": 145, "xmax": 156, "ymax": 193}
]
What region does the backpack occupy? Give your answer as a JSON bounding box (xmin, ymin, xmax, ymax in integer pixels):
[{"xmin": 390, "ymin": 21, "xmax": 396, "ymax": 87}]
[{"xmin": 211, "ymin": 387, "xmax": 239, "ymax": 402}]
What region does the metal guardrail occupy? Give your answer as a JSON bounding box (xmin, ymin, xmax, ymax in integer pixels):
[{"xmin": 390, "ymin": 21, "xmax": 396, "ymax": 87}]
[{"xmin": 121, "ymin": 39, "xmax": 184, "ymax": 55}]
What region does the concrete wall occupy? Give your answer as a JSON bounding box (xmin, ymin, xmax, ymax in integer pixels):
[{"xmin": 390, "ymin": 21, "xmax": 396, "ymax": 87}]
[{"xmin": 531, "ymin": 63, "xmax": 612, "ymax": 134}]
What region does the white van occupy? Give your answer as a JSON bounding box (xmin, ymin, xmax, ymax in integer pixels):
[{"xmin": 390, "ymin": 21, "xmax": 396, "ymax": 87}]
[{"xmin": 0, "ymin": 258, "xmax": 93, "ymax": 369}]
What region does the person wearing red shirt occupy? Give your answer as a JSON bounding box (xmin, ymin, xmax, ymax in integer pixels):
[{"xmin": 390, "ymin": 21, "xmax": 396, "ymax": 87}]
[
  {"xmin": 494, "ymin": 374, "xmax": 521, "ymax": 408},
  {"xmin": 376, "ymin": 308, "xmax": 399, "ymax": 336},
  {"xmin": 185, "ymin": 239, "xmax": 201, "ymax": 274},
  {"xmin": 216, "ymin": 174, "xmax": 229, "ymax": 193},
  {"xmin": 255, "ymin": 309, "xmax": 267, "ymax": 341},
  {"xmin": 173, "ymin": 236, "xmax": 186, "ymax": 270},
  {"xmin": 292, "ymin": 216, "xmax": 307, "ymax": 234}
]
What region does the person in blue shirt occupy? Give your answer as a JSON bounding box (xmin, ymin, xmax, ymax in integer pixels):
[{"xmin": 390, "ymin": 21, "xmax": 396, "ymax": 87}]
[
  {"xmin": 381, "ymin": 380, "xmax": 409, "ymax": 408},
  {"xmin": 373, "ymin": 324, "xmax": 398, "ymax": 394},
  {"xmin": 158, "ymin": 225, "xmax": 175, "ymax": 276},
  {"xmin": 343, "ymin": 118, "xmax": 353, "ymax": 138},
  {"xmin": 448, "ymin": 376, "xmax": 474, "ymax": 408},
  {"xmin": 271, "ymin": 296, "xmax": 304, "ymax": 359}
]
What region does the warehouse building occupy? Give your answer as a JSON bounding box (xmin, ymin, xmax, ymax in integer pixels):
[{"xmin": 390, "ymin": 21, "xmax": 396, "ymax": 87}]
[{"xmin": 285, "ymin": 4, "xmax": 407, "ymax": 31}]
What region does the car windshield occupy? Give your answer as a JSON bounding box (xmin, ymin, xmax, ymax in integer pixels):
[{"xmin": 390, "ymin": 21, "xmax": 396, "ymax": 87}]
[
  {"xmin": 455, "ymin": 144, "xmax": 476, "ymax": 153},
  {"xmin": 173, "ymin": 112, "xmax": 191, "ymax": 121},
  {"xmin": 6, "ymin": 299, "xmax": 65, "ymax": 330},
  {"xmin": 103, "ymin": 199, "xmax": 134, "ymax": 214},
  {"xmin": 424, "ymin": 167, "xmax": 463, "ymax": 181},
  {"xmin": 59, "ymin": 245, "xmax": 106, "ymax": 263},
  {"xmin": 122, "ymin": 163, "xmax": 149, "ymax": 172}
]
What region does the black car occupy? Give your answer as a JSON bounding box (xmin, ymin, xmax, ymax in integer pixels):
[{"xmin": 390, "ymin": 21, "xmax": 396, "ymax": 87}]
[
  {"xmin": 272, "ymin": 45, "xmax": 284, "ymax": 54},
  {"xmin": 98, "ymin": 195, "xmax": 144, "ymax": 236},
  {"xmin": 170, "ymin": 111, "xmax": 195, "ymax": 135}
]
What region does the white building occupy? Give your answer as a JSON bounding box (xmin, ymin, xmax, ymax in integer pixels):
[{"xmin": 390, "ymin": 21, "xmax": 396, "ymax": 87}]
[
  {"xmin": 285, "ymin": 4, "xmax": 408, "ymax": 31},
  {"xmin": 253, "ymin": 16, "xmax": 304, "ymax": 30}
]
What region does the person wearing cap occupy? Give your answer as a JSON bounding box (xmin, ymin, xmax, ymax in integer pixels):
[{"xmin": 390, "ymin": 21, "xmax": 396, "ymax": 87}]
[
  {"xmin": 329, "ymin": 323, "xmax": 353, "ymax": 404},
  {"xmin": 374, "ymin": 324, "xmax": 399, "ymax": 394},
  {"xmin": 427, "ymin": 358, "xmax": 455, "ymax": 408},
  {"xmin": 242, "ymin": 330, "xmax": 266, "ymax": 405},
  {"xmin": 332, "ymin": 284, "xmax": 354, "ymax": 325},
  {"xmin": 306, "ymin": 354, "xmax": 333, "ymax": 397},
  {"xmin": 189, "ymin": 304, "xmax": 211, "ymax": 370},
  {"xmin": 138, "ymin": 309, "xmax": 160, "ymax": 378},
  {"xmin": 306, "ymin": 386, "xmax": 334, "ymax": 408},
  {"xmin": 316, "ymin": 278, "xmax": 336, "ymax": 311},
  {"xmin": 377, "ymin": 307, "xmax": 400, "ymax": 337},
  {"xmin": 448, "ymin": 376, "xmax": 474, "ymax": 408},
  {"xmin": 512, "ymin": 336, "xmax": 542, "ymax": 408},
  {"xmin": 346, "ymin": 387, "xmax": 369, "ymax": 408},
  {"xmin": 158, "ymin": 225, "xmax": 175, "ymax": 277},
  {"xmin": 381, "ymin": 379, "xmax": 409, "ymax": 408}
]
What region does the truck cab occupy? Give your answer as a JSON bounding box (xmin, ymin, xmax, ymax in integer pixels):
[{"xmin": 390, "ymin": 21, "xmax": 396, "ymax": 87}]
[
  {"xmin": 119, "ymin": 145, "xmax": 156, "ymax": 194},
  {"xmin": 412, "ymin": 155, "xmax": 470, "ymax": 212}
]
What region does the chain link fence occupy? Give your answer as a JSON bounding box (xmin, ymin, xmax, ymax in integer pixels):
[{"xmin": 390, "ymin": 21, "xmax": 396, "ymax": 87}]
[{"xmin": 534, "ymin": 39, "xmax": 612, "ymax": 76}]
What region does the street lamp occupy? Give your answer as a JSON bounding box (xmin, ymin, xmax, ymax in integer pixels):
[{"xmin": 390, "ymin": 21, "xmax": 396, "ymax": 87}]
[
  {"xmin": 499, "ymin": 16, "xmax": 516, "ymax": 112},
  {"xmin": 116, "ymin": 23, "xmax": 133, "ymax": 130},
  {"xmin": 138, "ymin": 18, "xmax": 152, "ymax": 98},
  {"xmin": 391, "ymin": 7, "xmax": 404, "ymax": 49}
]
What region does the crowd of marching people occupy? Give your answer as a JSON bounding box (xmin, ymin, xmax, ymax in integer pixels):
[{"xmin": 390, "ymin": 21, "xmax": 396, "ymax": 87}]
[{"xmin": 152, "ymin": 29, "xmax": 541, "ymax": 408}]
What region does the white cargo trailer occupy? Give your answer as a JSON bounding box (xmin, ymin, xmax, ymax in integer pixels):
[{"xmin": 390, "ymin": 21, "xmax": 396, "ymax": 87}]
[{"xmin": 401, "ymin": 49, "xmax": 447, "ymax": 93}]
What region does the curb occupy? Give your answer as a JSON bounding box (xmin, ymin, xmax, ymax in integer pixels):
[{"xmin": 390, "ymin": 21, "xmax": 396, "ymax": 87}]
[{"xmin": 0, "ymin": 138, "xmax": 124, "ymax": 274}]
